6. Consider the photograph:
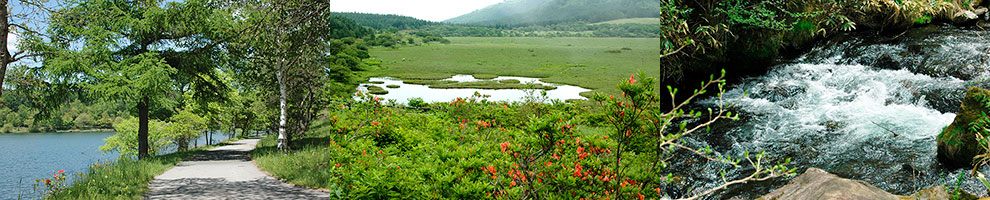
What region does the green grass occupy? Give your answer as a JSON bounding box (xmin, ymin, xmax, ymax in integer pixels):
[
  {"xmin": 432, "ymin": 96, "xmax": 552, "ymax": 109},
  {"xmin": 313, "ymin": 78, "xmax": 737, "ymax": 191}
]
[
  {"xmin": 366, "ymin": 86, "xmax": 389, "ymax": 95},
  {"xmin": 368, "ymin": 37, "xmax": 663, "ymax": 96},
  {"xmin": 50, "ymin": 138, "xmax": 244, "ymax": 199},
  {"xmin": 592, "ymin": 17, "xmax": 661, "ymax": 25}
]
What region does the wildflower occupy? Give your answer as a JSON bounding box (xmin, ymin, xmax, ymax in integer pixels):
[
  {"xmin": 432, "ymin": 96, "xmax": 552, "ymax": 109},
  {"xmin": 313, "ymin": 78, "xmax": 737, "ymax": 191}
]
[
  {"xmin": 335, "ymin": 164, "xmax": 342, "ymax": 168},
  {"xmin": 510, "ymin": 180, "xmax": 517, "ymax": 187},
  {"xmin": 638, "ymin": 193, "xmax": 644, "ymax": 200},
  {"xmin": 655, "ymin": 188, "xmax": 662, "ymax": 195},
  {"xmin": 44, "ymin": 179, "xmax": 51, "ymax": 184},
  {"xmin": 500, "ymin": 142, "xmax": 510, "ymax": 152},
  {"xmin": 58, "ymin": 170, "xmax": 64, "ymax": 174},
  {"xmin": 629, "ymin": 74, "xmax": 636, "ymax": 84},
  {"xmin": 372, "ymin": 121, "xmax": 379, "ymax": 126}
]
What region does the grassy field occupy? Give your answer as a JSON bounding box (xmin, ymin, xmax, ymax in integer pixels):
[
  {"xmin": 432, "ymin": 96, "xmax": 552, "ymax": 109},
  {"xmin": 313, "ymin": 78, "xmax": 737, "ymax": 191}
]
[
  {"xmin": 592, "ymin": 17, "xmax": 660, "ymax": 25},
  {"xmin": 368, "ymin": 37, "xmax": 665, "ymax": 96}
]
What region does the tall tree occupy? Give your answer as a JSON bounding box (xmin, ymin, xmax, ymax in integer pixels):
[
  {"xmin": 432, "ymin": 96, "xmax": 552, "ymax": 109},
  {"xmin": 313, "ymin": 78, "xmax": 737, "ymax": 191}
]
[
  {"xmin": 0, "ymin": 0, "xmax": 60, "ymax": 96},
  {"xmin": 25, "ymin": 0, "xmax": 230, "ymax": 159},
  {"xmin": 229, "ymin": 0, "xmax": 350, "ymax": 151}
]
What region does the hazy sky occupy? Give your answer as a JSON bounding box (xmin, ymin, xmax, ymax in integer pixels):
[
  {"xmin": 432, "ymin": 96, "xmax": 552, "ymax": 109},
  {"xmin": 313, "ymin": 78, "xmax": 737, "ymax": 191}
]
[{"xmin": 329, "ymin": 0, "xmax": 504, "ymax": 22}]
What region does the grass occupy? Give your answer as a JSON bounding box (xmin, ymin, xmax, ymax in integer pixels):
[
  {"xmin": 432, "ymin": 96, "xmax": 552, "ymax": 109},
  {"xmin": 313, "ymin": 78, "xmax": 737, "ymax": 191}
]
[
  {"xmin": 592, "ymin": 18, "xmax": 661, "ymax": 25},
  {"xmin": 366, "ymin": 86, "xmax": 389, "ymax": 95},
  {"xmin": 49, "ymin": 138, "xmax": 244, "ymax": 199},
  {"xmin": 368, "ymin": 37, "xmax": 663, "ymax": 96},
  {"xmin": 471, "ymin": 74, "xmax": 499, "ymax": 79}
]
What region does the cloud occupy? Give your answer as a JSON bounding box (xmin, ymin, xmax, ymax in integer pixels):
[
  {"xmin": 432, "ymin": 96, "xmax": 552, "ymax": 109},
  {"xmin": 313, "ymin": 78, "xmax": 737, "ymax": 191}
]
[{"xmin": 7, "ymin": 31, "xmax": 17, "ymax": 52}]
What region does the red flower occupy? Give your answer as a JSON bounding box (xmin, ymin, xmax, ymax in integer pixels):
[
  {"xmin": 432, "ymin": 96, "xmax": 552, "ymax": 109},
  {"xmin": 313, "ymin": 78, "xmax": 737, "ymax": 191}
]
[
  {"xmin": 500, "ymin": 142, "xmax": 510, "ymax": 152},
  {"xmin": 58, "ymin": 170, "xmax": 64, "ymax": 174},
  {"xmin": 629, "ymin": 74, "xmax": 636, "ymax": 84},
  {"xmin": 510, "ymin": 180, "xmax": 517, "ymax": 187},
  {"xmin": 655, "ymin": 188, "xmax": 662, "ymax": 195},
  {"xmin": 372, "ymin": 121, "xmax": 379, "ymax": 126},
  {"xmin": 638, "ymin": 193, "xmax": 644, "ymax": 200},
  {"xmin": 44, "ymin": 179, "xmax": 51, "ymax": 184}
]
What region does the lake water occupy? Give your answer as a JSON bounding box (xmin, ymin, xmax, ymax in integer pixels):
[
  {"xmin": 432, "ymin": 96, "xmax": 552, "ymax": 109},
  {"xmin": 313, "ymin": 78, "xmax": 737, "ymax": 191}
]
[
  {"xmin": 356, "ymin": 75, "xmax": 591, "ymax": 104},
  {"xmin": 0, "ymin": 131, "xmax": 234, "ymax": 199}
]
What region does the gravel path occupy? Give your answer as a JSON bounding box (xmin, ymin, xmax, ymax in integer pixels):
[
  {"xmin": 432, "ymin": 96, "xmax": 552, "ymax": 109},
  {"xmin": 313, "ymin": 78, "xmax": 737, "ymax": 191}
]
[{"xmin": 146, "ymin": 138, "xmax": 329, "ymax": 199}]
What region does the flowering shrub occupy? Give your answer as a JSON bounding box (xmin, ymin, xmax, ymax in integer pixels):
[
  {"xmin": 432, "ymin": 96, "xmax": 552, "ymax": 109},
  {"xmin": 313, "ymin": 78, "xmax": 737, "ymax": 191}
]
[
  {"xmin": 33, "ymin": 170, "xmax": 68, "ymax": 199},
  {"xmin": 252, "ymin": 71, "xmax": 793, "ymax": 199}
]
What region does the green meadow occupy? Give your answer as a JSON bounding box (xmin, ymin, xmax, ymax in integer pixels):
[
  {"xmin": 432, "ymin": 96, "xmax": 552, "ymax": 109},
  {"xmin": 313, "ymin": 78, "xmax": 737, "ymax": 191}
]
[{"xmin": 368, "ymin": 37, "xmax": 664, "ymax": 96}]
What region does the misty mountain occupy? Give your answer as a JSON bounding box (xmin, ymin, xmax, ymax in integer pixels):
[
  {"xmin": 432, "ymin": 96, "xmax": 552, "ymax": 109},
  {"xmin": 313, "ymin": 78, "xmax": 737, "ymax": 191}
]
[{"xmin": 445, "ymin": 0, "xmax": 660, "ymax": 26}]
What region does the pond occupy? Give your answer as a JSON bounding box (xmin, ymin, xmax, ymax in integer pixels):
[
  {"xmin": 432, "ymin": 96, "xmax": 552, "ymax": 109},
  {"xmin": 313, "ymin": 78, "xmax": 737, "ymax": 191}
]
[
  {"xmin": 356, "ymin": 75, "xmax": 591, "ymax": 104},
  {"xmin": 0, "ymin": 131, "xmax": 233, "ymax": 199}
]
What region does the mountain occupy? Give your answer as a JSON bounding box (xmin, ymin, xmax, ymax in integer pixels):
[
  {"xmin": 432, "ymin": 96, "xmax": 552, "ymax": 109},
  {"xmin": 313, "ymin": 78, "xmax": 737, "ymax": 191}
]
[
  {"xmin": 331, "ymin": 12, "xmax": 441, "ymax": 30},
  {"xmin": 444, "ymin": 0, "xmax": 660, "ymax": 26}
]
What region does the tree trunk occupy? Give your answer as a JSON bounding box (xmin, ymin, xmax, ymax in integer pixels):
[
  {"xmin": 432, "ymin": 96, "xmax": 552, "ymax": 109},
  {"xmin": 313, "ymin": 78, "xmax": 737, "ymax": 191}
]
[
  {"xmin": 0, "ymin": 0, "xmax": 10, "ymax": 96},
  {"xmin": 276, "ymin": 68, "xmax": 289, "ymax": 151},
  {"xmin": 138, "ymin": 95, "xmax": 150, "ymax": 159}
]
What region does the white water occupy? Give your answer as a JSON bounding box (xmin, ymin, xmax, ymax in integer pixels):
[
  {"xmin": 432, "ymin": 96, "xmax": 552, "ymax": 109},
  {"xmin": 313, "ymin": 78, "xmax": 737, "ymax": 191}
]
[
  {"xmin": 356, "ymin": 75, "xmax": 591, "ymax": 104},
  {"xmin": 689, "ymin": 25, "xmax": 990, "ymax": 198}
]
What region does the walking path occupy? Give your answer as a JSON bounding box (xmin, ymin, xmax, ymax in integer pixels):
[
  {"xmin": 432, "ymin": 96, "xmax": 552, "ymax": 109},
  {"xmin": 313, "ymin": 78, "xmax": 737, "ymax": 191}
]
[{"xmin": 146, "ymin": 138, "xmax": 329, "ymax": 199}]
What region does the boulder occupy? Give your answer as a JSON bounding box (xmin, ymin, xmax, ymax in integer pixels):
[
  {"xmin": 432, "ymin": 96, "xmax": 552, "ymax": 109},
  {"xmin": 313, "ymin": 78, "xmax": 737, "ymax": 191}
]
[
  {"xmin": 937, "ymin": 87, "xmax": 990, "ymax": 168},
  {"xmin": 953, "ymin": 10, "xmax": 980, "ymax": 23},
  {"xmin": 906, "ymin": 185, "xmax": 979, "ymax": 200},
  {"xmin": 758, "ymin": 168, "xmax": 900, "ymax": 200}
]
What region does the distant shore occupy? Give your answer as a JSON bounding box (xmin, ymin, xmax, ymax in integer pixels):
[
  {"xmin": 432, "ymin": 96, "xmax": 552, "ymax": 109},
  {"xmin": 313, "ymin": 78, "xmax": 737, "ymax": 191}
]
[{"xmin": 1, "ymin": 128, "xmax": 114, "ymax": 134}]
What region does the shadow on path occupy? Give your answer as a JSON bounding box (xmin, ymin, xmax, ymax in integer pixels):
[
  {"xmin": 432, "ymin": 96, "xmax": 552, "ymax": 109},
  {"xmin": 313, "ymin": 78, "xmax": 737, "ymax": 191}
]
[{"xmin": 146, "ymin": 138, "xmax": 330, "ymax": 200}]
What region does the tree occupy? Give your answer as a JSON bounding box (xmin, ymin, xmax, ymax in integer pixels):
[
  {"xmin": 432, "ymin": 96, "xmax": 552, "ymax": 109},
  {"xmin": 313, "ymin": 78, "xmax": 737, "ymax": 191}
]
[
  {"xmin": 0, "ymin": 0, "xmax": 53, "ymax": 96},
  {"xmin": 229, "ymin": 0, "xmax": 354, "ymax": 151},
  {"xmin": 26, "ymin": 0, "xmax": 231, "ymax": 159}
]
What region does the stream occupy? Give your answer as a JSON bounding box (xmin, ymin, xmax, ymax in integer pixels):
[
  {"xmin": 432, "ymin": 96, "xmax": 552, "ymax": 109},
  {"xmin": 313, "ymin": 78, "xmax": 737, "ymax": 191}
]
[{"xmin": 676, "ymin": 24, "xmax": 990, "ymax": 199}]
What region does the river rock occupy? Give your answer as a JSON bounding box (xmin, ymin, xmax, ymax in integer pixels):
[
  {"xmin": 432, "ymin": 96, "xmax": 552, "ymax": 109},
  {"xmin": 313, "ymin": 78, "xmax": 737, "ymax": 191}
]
[
  {"xmin": 953, "ymin": 10, "xmax": 980, "ymax": 23},
  {"xmin": 937, "ymin": 87, "xmax": 990, "ymax": 168},
  {"xmin": 906, "ymin": 185, "xmax": 979, "ymax": 200},
  {"xmin": 758, "ymin": 168, "xmax": 900, "ymax": 200}
]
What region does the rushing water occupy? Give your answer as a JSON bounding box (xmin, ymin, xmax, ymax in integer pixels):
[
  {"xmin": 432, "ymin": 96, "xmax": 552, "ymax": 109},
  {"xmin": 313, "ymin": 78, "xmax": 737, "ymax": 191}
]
[
  {"xmin": 0, "ymin": 131, "xmax": 233, "ymax": 199},
  {"xmin": 356, "ymin": 75, "xmax": 591, "ymax": 104},
  {"xmin": 669, "ymin": 24, "xmax": 990, "ymax": 199}
]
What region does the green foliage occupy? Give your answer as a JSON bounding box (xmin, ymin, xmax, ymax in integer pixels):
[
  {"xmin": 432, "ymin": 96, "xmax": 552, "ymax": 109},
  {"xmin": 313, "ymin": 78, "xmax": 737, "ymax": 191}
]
[
  {"xmin": 52, "ymin": 142, "xmax": 231, "ymax": 199},
  {"xmin": 253, "ymin": 72, "xmax": 792, "ymax": 199},
  {"xmin": 100, "ymin": 118, "xmax": 171, "ymax": 158}
]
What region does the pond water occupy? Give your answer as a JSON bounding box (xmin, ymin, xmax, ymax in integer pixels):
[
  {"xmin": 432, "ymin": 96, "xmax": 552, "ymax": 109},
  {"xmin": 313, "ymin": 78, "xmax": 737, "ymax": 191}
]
[
  {"xmin": 356, "ymin": 75, "xmax": 591, "ymax": 104},
  {"xmin": 0, "ymin": 131, "xmax": 233, "ymax": 199}
]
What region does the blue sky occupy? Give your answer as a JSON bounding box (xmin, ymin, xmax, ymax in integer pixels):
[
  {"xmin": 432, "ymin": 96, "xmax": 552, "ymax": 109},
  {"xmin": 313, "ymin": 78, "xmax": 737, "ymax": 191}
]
[{"xmin": 329, "ymin": 0, "xmax": 504, "ymax": 22}]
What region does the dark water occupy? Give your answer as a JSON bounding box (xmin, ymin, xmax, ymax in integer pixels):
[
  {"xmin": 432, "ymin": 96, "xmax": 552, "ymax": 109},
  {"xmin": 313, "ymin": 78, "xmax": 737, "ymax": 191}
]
[
  {"xmin": 667, "ymin": 24, "xmax": 990, "ymax": 199},
  {"xmin": 0, "ymin": 131, "xmax": 235, "ymax": 199}
]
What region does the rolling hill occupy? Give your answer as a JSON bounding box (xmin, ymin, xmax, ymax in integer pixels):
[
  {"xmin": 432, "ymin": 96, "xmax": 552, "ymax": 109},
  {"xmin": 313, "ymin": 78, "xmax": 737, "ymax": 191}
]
[{"xmin": 445, "ymin": 0, "xmax": 660, "ymax": 26}]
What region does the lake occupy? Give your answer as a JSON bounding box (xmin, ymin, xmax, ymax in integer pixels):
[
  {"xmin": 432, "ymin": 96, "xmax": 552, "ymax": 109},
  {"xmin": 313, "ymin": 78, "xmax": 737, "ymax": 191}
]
[
  {"xmin": 356, "ymin": 75, "xmax": 591, "ymax": 104},
  {"xmin": 0, "ymin": 131, "xmax": 233, "ymax": 199}
]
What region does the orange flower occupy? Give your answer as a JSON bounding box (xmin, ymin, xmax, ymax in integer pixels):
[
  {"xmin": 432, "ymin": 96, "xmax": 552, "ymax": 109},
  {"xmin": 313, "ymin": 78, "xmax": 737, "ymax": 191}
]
[
  {"xmin": 372, "ymin": 121, "xmax": 379, "ymax": 126},
  {"xmin": 629, "ymin": 74, "xmax": 636, "ymax": 84},
  {"xmin": 500, "ymin": 142, "xmax": 510, "ymax": 152}
]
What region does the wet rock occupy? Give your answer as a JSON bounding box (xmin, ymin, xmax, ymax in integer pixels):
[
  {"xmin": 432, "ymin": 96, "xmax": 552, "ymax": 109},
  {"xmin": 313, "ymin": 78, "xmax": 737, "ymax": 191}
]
[
  {"xmin": 975, "ymin": 7, "xmax": 988, "ymax": 17},
  {"xmin": 953, "ymin": 10, "xmax": 979, "ymax": 23},
  {"xmin": 758, "ymin": 168, "xmax": 900, "ymax": 200},
  {"xmin": 937, "ymin": 87, "xmax": 990, "ymax": 168},
  {"xmin": 906, "ymin": 185, "xmax": 979, "ymax": 200}
]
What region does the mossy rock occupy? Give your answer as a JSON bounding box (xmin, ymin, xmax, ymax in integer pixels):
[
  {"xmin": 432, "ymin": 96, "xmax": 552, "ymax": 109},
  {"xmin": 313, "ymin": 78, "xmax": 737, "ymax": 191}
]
[{"xmin": 937, "ymin": 86, "xmax": 990, "ymax": 168}]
